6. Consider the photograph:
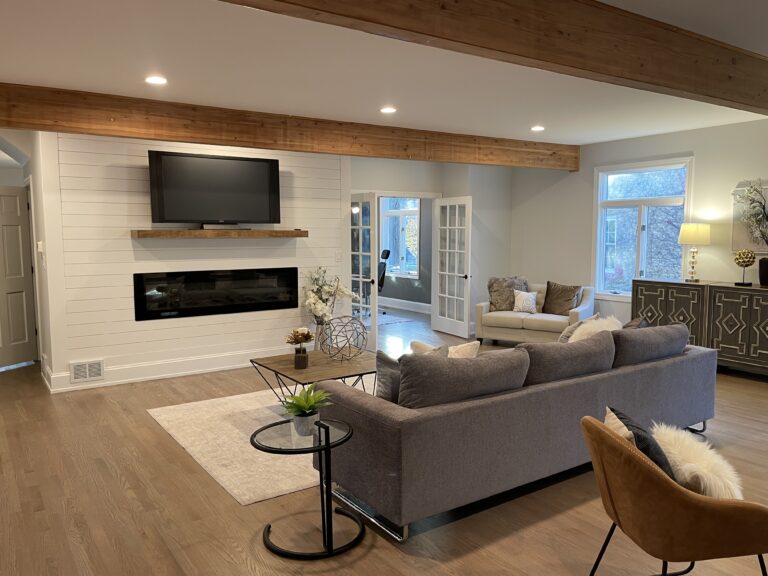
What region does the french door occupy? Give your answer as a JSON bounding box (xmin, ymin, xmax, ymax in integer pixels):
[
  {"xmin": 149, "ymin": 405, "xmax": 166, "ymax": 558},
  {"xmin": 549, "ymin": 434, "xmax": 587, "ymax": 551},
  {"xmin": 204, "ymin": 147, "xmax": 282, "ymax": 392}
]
[
  {"xmin": 431, "ymin": 197, "xmax": 472, "ymax": 337},
  {"xmin": 350, "ymin": 193, "xmax": 377, "ymax": 349}
]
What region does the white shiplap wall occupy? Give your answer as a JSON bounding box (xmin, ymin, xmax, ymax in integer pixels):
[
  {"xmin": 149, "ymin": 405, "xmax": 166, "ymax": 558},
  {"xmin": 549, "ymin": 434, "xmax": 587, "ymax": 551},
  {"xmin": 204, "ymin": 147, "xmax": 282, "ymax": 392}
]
[{"xmin": 46, "ymin": 133, "xmax": 348, "ymax": 391}]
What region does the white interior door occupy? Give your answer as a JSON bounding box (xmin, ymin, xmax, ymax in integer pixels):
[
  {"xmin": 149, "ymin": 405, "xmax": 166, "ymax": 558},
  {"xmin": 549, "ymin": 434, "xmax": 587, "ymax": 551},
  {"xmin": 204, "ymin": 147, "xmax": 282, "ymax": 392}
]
[
  {"xmin": 350, "ymin": 193, "xmax": 377, "ymax": 349},
  {"xmin": 0, "ymin": 186, "xmax": 38, "ymax": 367},
  {"xmin": 431, "ymin": 196, "xmax": 472, "ymax": 337}
]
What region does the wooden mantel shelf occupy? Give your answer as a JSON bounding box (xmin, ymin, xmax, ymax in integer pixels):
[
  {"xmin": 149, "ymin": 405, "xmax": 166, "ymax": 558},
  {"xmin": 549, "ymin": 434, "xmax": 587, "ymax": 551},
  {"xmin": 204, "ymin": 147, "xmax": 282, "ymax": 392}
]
[{"xmin": 131, "ymin": 229, "xmax": 309, "ymax": 239}]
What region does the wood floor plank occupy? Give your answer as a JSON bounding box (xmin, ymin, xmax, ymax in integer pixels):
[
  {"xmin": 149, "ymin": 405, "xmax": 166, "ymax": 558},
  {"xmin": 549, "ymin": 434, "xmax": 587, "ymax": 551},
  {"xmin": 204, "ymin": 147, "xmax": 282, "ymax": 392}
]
[{"xmin": 0, "ymin": 318, "xmax": 766, "ymax": 575}]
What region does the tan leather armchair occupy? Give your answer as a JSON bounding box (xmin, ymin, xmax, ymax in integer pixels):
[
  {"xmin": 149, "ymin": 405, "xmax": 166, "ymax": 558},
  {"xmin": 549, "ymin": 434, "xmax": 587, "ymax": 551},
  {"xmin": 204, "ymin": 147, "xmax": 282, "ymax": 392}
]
[{"xmin": 580, "ymin": 416, "xmax": 768, "ymax": 575}]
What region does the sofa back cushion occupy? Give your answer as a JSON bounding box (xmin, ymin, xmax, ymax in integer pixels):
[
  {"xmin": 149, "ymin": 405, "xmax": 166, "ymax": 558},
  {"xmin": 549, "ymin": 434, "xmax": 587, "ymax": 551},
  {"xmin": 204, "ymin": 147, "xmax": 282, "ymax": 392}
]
[
  {"xmin": 612, "ymin": 323, "xmax": 689, "ymax": 368},
  {"xmin": 397, "ymin": 348, "xmax": 530, "ymax": 408},
  {"xmin": 517, "ymin": 331, "xmax": 615, "ymax": 386},
  {"xmin": 375, "ymin": 351, "xmax": 402, "ymax": 403}
]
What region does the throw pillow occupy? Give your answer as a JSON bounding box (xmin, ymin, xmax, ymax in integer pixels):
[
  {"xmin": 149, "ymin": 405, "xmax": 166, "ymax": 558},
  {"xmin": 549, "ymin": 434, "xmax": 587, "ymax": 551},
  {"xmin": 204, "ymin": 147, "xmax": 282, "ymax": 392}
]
[
  {"xmin": 542, "ymin": 281, "xmax": 583, "ymax": 316},
  {"xmin": 488, "ymin": 276, "xmax": 528, "ymax": 312},
  {"xmin": 604, "ymin": 407, "xmax": 675, "ymax": 479},
  {"xmin": 558, "ymin": 313, "xmax": 600, "ymax": 343},
  {"xmin": 516, "ymin": 331, "xmax": 615, "ymax": 386},
  {"xmin": 623, "ymin": 317, "xmax": 650, "ymax": 329},
  {"xmin": 569, "ymin": 315, "xmax": 622, "ymax": 343},
  {"xmin": 612, "ymin": 323, "xmax": 689, "ymax": 368},
  {"xmin": 397, "ymin": 348, "xmax": 530, "ymax": 409},
  {"xmin": 652, "ymin": 423, "xmax": 743, "ymax": 500},
  {"xmin": 512, "ymin": 290, "xmax": 537, "ymax": 314},
  {"xmin": 375, "ymin": 351, "xmax": 401, "ymax": 403},
  {"xmin": 410, "ymin": 340, "xmax": 480, "ymax": 358}
]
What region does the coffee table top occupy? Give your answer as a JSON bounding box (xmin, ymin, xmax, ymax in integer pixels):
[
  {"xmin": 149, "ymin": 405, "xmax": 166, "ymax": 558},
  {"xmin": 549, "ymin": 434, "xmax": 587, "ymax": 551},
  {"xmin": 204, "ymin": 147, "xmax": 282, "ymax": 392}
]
[
  {"xmin": 250, "ymin": 350, "xmax": 376, "ymax": 385},
  {"xmin": 250, "ymin": 419, "xmax": 352, "ymax": 454}
]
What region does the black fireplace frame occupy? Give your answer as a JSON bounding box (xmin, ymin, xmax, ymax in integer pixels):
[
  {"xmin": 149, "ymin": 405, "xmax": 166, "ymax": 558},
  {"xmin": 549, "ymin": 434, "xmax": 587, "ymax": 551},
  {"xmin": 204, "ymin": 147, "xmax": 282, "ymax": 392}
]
[{"xmin": 133, "ymin": 267, "xmax": 298, "ymax": 321}]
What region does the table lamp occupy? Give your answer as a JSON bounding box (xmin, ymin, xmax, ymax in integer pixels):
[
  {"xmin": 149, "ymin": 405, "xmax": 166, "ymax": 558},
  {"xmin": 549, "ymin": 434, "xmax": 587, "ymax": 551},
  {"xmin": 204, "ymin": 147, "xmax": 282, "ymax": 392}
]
[{"xmin": 678, "ymin": 223, "xmax": 710, "ymax": 283}]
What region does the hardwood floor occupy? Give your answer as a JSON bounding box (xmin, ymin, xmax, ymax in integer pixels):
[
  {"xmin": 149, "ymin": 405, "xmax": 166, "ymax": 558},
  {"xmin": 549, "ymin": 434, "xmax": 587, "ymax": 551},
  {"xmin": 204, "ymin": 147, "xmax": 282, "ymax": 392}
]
[{"xmin": 0, "ymin": 325, "xmax": 766, "ymax": 574}]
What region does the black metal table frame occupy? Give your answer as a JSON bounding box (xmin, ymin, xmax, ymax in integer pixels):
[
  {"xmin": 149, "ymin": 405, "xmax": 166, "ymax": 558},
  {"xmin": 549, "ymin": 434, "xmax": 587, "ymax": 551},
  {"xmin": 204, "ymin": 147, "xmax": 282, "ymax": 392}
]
[
  {"xmin": 249, "ymin": 359, "xmax": 375, "ymax": 404},
  {"xmin": 250, "ymin": 419, "xmax": 365, "ymax": 560}
]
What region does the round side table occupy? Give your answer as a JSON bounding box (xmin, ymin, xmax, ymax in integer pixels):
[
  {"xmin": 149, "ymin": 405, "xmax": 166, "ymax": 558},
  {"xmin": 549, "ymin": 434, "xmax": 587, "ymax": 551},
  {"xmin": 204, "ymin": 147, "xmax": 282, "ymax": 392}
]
[{"xmin": 250, "ymin": 418, "xmax": 365, "ymax": 560}]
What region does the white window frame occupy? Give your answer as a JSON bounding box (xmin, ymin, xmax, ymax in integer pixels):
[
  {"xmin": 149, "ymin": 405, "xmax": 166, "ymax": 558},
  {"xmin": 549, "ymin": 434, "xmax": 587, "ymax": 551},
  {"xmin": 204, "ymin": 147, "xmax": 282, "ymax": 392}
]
[
  {"xmin": 593, "ymin": 157, "xmax": 693, "ymax": 297},
  {"xmin": 379, "ymin": 197, "xmax": 421, "ymax": 280}
]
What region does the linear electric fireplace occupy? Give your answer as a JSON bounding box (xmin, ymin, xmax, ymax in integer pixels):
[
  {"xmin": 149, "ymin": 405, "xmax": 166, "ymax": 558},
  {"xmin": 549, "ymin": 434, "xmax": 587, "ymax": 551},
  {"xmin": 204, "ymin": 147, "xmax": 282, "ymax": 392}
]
[{"xmin": 133, "ymin": 267, "xmax": 298, "ymax": 321}]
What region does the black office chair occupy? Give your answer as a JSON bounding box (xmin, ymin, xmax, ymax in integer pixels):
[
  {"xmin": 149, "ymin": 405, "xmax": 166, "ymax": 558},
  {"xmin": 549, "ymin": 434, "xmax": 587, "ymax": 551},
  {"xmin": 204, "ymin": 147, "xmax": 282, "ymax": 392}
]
[{"xmin": 378, "ymin": 249, "xmax": 390, "ymax": 294}]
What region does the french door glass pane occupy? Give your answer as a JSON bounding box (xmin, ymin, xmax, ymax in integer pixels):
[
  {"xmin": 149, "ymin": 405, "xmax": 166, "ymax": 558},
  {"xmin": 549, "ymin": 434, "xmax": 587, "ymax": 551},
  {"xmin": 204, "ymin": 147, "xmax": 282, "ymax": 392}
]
[
  {"xmin": 646, "ymin": 204, "xmax": 684, "ymax": 280},
  {"xmin": 601, "ymin": 206, "xmax": 638, "ymax": 293}
]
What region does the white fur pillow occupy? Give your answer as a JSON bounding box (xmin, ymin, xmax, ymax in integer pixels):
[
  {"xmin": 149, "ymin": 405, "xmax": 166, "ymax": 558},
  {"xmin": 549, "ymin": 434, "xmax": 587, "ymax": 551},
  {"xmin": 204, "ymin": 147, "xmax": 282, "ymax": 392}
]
[
  {"xmin": 513, "ymin": 290, "xmax": 537, "ymax": 313},
  {"xmin": 652, "ymin": 423, "xmax": 743, "ymax": 500},
  {"xmin": 569, "ymin": 315, "xmax": 622, "ymax": 343}
]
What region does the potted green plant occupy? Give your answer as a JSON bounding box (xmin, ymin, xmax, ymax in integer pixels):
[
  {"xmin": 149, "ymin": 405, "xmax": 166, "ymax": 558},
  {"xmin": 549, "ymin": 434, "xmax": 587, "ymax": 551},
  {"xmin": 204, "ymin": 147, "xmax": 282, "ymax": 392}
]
[
  {"xmin": 282, "ymin": 384, "xmax": 332, "ymax": 436},
  {"xmin": 286, "ymin": 327, "xmax": 313, "ymax": 369}
]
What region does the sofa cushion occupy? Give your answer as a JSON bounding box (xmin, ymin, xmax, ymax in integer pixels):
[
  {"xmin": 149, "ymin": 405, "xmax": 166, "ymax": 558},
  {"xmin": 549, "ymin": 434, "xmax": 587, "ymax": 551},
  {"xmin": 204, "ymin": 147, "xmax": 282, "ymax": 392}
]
[
  {"xmin": 543, "ymin": 281, "xmax": 583, "ymax": 316},
  {"xmin": 513, "ymin": 290, "xmax": 538, "ymax": 313},
  {"xmin": 397, "ymin": 348, "xmax": 530, "ymax": 409},
  {"xmin": 482, "ymin": 311, "xmax": 528, "ymax": 329},
  {"xmin": 517, "ymin": 331, "xmax": 615, "ymax": 385},
  {"xmin": 613, "ymin": 323, "xmax": 689, "ymax": 368},
  {"xmin": 375, "ymin": 351, "xmax": 401, "ymax": 403},
  {"xmin": 488, "ymin": 276, "xmax": 528, "ymax": 312},
  {"xmin": 522, "ymin": 313, "xmax": 570, "ymax": 333}
]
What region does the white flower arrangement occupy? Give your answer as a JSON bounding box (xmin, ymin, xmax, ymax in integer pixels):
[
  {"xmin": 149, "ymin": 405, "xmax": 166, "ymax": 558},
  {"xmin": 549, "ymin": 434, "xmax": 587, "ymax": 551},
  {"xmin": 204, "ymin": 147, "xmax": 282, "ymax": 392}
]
[
  {"xmin": 734, "ymin": 179, "xmax": 768, "ymax": 246},
  {"xmin": 304, "ymin": 267, "xmax": 357, "ymax": 323}
]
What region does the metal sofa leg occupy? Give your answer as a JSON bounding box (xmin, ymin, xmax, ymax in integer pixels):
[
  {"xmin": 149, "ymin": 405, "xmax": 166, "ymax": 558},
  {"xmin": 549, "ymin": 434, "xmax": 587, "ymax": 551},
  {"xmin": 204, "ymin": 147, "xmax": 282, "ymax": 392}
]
[
  {"xmin": 686, "ymin": 421, "xmax": 707, "ymax": 435},
  {"xmin": 589, "ymin": 523, "xmax": 616, "ymax": 576},
  {"xmin": 759, "ymin": 554, "xmax": 767, "ymax": 576}
]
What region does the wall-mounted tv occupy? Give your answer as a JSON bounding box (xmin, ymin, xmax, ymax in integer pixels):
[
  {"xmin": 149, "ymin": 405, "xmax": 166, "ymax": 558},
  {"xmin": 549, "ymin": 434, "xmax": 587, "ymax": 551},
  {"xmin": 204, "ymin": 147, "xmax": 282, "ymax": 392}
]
[{"xmin": 148, "ymin": 151, "xmax": 280, "ymax": 224}]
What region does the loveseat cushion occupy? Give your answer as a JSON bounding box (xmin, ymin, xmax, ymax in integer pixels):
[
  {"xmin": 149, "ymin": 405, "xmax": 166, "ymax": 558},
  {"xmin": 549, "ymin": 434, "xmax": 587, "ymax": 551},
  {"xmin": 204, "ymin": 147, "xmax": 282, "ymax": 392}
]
[
  {"xmin": 482, "ymin": 311, "xmax": 529, "ymax": 329},
  {"xmin": 517, "ymin": 331, "xmax": 615, "ymax": 386},
  {"xmin": 522, "ymin": 313, "xmax": 570, "ymax": 333},
  {"xmin": 397, "ymin": 348, "xmax": 530, "ymax": 408},
  {"xmin": 612, "ymin": 323, "xmax": 689, "ymax": 368},
  {"xmin": 488, "ymin": 276, "xmax": 528, "ymax": 312}
]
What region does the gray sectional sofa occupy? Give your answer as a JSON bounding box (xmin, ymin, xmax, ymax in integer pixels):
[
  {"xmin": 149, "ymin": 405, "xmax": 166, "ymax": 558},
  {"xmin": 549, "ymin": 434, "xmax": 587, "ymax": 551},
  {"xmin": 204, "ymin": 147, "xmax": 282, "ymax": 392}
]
[{"xmin": 317, "ymin": 325, "xmax": 717, "ymax": 540}]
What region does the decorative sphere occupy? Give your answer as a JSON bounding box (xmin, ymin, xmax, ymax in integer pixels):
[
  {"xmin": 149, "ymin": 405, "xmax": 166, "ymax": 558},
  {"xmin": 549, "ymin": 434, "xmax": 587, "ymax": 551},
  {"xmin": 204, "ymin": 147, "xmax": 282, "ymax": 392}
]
[
  {"xmin": 318, "ymin": 316, "xmax": 368, "ymax": 361},
  {"xmin": 734, "ymin": 249, "xmax": 756, "ymax": 268}
]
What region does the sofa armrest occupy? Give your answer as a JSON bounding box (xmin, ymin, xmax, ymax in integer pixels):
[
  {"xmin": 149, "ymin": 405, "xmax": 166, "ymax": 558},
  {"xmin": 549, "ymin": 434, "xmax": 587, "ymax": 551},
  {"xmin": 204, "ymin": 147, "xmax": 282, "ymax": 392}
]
[
  {"xmin": 569, "ymin": 286, "xmax": 595, "ymax": 324},
  {"xmin": 476, "ymin": 302, "xmax": 490, "ymax": 337}
]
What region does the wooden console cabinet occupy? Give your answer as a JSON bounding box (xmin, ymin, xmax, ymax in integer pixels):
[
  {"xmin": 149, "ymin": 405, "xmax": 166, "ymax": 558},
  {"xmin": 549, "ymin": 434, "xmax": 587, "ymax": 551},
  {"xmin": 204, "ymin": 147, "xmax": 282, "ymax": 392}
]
[{"xmin": 632, "ymin": 279, "xmax": 768, "ymax": 375}]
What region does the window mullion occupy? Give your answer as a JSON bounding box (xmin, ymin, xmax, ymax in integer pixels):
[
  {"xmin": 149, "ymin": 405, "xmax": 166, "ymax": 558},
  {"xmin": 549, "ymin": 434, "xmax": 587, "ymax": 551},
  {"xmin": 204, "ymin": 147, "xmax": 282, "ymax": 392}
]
[{"xmin": 637, "ymin": 205, "xmax": 648, "ymax": 279}]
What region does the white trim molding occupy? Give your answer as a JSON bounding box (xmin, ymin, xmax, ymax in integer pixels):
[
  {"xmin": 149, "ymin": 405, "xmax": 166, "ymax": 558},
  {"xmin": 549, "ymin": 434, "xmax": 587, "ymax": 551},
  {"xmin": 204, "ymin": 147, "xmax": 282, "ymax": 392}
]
[{"xmin": 379, "ymin": 296, "xmax": 432, "ymax": 315}]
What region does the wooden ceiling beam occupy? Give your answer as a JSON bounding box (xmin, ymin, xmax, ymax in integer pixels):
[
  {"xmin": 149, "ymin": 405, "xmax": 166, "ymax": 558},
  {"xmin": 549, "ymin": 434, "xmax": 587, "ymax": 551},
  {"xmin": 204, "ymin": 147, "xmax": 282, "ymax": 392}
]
[
  {"xmin": 0, "ymin": 82, "xmax": 578, "ymax": 171},
  {"xmin": 221, "ymin": 0, "xmax": 768, "ymax": 115}
]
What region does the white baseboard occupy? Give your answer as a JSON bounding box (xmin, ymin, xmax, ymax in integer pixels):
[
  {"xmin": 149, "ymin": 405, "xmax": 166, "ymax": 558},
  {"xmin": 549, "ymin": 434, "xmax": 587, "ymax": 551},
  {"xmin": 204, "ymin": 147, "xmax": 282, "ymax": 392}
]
[
  {"xmin": 379, "ymin": 296, "xmax": 431, "ymax": 315},
  {"xmin": 47, "ymin": 344, "xmax": 294, "ymax": 393}
]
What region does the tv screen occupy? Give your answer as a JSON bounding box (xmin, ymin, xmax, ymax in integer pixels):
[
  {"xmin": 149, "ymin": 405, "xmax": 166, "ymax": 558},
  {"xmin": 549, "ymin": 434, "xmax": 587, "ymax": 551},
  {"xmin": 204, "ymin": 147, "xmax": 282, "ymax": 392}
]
[{"xmin": 149, "ymin": 151, "xmax": 280, "ymax": 224}]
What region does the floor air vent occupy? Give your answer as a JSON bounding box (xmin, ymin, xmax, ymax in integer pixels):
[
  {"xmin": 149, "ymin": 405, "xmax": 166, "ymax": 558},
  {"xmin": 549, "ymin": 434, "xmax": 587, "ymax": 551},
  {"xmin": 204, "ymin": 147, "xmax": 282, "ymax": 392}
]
[{"xmin": 70, "ymin": 360, "xmax": 104, "ymax": 384}]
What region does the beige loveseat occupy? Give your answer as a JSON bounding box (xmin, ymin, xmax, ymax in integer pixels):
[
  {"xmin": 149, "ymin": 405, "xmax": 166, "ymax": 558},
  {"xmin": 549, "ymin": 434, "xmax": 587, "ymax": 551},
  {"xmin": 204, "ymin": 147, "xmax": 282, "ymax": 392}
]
[{"xmin": 476, "ymin": 283, "xmax": 595, "ymax": 344}]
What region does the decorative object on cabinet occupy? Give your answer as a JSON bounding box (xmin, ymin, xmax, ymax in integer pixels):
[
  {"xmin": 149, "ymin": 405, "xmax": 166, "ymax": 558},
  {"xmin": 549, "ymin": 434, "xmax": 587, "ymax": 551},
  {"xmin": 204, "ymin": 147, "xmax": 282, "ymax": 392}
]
[
  {"xmin": 677, "ymin": 223, "xmax": 710, "ymax": 283},
  {"xmin": 734, "ymin": 249, "xmax": 756, "ymax": 287}
]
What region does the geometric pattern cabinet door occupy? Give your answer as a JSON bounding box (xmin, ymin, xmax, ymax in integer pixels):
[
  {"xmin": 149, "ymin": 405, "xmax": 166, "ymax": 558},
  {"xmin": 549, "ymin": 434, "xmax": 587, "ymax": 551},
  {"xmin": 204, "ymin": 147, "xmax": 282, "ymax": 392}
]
[
  {"xmin": 631, "ymin": 280, "xmax": 706, "ymax": 345},
  {"xmin": 709, "ymin": 287, "xmax": 751, "ymax": 360},
  {"xmin": 749, "ymin": 293, "xmax": 768, "ymax": 362}
]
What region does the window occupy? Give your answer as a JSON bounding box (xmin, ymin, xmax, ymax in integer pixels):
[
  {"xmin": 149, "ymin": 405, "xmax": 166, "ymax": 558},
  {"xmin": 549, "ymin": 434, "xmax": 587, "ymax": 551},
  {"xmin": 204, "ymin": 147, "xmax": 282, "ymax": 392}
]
[
  {"xmin": 379, "ymin": 197, "xmax": 420, "ymax": 278},
  {"xmin": 596, "ymin": 160, "xmax": 690, "ymax": 294}
]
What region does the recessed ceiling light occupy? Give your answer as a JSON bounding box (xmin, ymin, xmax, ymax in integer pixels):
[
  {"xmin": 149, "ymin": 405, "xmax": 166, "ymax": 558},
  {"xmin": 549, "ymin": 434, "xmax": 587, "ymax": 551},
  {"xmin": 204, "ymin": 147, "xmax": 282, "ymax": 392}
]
[
  {"xmin": 380, "ymin": 106, "xmax": 397, "ymax": 114},
  {"xmin": 145, "ymin": 75, "xmax": 168, "ymax": 86},
  {"xmin": 530, "ymin": 125, "xmax": 546, "ymax": 132}
]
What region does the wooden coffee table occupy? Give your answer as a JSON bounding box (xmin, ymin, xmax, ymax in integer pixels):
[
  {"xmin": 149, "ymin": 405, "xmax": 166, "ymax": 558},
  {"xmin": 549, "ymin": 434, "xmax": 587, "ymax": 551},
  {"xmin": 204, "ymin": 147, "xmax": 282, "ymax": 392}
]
[{"xmin": 250, "ymin": 350, "xmax": 376, "ymax": 403}]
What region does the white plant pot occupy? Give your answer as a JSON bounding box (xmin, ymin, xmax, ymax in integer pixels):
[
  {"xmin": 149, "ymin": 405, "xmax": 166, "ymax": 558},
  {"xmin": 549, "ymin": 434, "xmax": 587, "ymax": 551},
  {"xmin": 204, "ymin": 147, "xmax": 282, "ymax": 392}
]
[{"xmin": 292, "ymin": 413, "xmax": 319, "ymax": 436}]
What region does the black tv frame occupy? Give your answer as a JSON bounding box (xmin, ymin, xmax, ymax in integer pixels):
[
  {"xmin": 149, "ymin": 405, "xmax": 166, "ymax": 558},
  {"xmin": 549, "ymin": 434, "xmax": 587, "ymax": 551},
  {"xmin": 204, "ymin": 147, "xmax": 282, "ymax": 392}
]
[{"xmin": 148, "ymin": 150, "xmax": 281, "ymax": 225}]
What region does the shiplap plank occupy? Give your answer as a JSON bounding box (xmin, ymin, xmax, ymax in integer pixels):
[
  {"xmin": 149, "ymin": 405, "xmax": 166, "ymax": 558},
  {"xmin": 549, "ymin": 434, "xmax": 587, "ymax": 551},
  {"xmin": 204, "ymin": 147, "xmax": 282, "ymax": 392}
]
[
  {"xmin": 63, "ymin": 246, "xmax": 336, "ymax": 264},
  {"xmin": 64, "ymin": 257, "xmax": 337, "ymax": 276}
]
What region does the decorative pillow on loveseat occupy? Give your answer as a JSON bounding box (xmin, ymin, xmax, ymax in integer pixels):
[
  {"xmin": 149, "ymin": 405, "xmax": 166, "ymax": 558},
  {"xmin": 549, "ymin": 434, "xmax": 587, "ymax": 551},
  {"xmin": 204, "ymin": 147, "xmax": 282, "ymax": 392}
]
[
  {"xmin": 397, "ymin": 348, "xmax": 529, "ymax": 409},
  {"xmin": 612, "ymin": 323, "xmax": 689, "ymax": 368},
  {"xmin": 516, "ymin": 331, "xmax": 615, "ymax": 386},
  {"xmin": 488, "ymin": 276, "xmax": 528, "ymax": 312},
  {"xmin": 542, "ymin": 281, "xmax": 583, "ymax": 316}
]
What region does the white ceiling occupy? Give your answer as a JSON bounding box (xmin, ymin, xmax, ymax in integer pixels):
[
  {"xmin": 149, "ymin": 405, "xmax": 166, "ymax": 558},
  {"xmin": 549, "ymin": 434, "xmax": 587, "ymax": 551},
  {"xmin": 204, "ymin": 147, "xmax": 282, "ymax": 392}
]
[{"xmin": 0, "ymin": 0, "xmax": 763, "ymax": 146}]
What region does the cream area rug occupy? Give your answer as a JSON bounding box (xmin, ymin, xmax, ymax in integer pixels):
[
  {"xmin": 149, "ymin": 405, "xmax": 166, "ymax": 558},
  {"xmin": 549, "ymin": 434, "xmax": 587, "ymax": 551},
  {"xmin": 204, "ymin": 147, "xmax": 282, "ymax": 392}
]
[{"xmin": 148, "ymin": 390, "xmax": 317, "ymax": 505}]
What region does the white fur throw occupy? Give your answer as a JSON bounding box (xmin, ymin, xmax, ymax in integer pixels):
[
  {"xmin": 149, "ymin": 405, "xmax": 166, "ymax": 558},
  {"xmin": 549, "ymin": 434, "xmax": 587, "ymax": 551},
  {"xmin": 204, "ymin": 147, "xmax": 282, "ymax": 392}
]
[
  {"xmin": 652, "ymin": 423, "xmax": 743, "ymax": 500},
  {"xmin": 569, "ymin": 315, "xmax": 622, "ymax": 343}
]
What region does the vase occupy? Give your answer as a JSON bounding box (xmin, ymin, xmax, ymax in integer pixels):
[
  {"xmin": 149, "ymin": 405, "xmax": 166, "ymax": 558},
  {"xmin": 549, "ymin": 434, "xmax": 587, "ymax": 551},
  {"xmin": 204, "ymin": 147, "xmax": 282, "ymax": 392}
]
[
  {"xmin": 292, "ymin": 412, "xmax": 319, "ymax": 436},
  {"xmin": 760, "ymin": 258, "xmax": 768, "ymax": 286},
  {"xmin": 294, "ymin": 347, "xmax": 308, "ymax": 369},
  {"xmin": 313, "ymin": 319, "xmax": 325, "ymax": 351}
]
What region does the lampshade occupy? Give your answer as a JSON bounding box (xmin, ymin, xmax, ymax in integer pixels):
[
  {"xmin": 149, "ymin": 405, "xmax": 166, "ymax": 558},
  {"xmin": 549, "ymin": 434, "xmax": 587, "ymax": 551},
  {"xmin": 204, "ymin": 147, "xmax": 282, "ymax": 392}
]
[{"xmin": 678, "ymin": 223, "xmax": 711, "ymax": 246}]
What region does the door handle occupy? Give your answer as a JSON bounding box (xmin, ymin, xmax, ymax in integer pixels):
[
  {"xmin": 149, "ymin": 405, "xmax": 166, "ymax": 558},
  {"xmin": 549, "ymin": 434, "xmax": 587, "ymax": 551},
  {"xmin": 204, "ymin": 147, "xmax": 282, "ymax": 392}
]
[
  {"xmin": 462, "ymin": 274, "xmax": 469, "ymax": 280},
  {"xmin": 369, "ymin": 279, "xmax": 376, "ymax": 285}
]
